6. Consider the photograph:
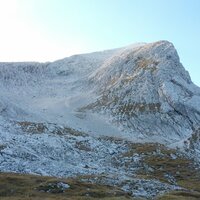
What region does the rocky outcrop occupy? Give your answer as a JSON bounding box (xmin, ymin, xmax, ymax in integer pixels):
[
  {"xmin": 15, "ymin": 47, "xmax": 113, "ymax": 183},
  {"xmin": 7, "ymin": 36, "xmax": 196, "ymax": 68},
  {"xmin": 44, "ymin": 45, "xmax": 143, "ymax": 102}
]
[
  {"xmin": 87, "ymin": 41, "xmax": 200, "ymax": 145},
  {"xmin": 0, "ymin": 41, "xmax": 200, "ymax": 146}
]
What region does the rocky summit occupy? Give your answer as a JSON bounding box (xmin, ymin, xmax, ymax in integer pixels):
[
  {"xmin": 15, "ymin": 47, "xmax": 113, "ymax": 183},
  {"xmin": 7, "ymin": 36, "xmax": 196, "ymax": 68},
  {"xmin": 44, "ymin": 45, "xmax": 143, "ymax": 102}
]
[{"xmin": 0, "ymin": 40, "xmax": 200, "ymax": 200}]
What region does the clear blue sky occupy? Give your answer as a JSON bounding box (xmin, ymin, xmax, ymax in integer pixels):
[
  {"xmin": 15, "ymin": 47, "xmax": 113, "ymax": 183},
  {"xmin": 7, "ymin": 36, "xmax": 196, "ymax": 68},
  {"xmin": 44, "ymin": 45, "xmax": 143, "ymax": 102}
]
[{"xmin": 0, "ymin": 0, "xmax": 199, "ymax": 86}]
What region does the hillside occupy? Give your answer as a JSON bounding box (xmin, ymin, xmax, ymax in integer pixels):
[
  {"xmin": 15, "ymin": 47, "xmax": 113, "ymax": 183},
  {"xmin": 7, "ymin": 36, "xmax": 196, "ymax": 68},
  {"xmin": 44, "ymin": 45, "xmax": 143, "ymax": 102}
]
[{"xmin": 0, "ymin": 41, "xmax": 200, "ymax": 199}]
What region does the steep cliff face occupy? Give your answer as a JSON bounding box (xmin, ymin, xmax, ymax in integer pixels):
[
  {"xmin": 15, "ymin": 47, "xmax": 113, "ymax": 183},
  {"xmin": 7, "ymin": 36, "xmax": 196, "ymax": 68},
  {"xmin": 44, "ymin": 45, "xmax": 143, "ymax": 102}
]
[
  {"xmin": 86, "ymin": 41, "xmax": 200, "ymax": 146},
  {"xmin": 0, "ymin": 41, "xmax": 200, "ymax": 146}
]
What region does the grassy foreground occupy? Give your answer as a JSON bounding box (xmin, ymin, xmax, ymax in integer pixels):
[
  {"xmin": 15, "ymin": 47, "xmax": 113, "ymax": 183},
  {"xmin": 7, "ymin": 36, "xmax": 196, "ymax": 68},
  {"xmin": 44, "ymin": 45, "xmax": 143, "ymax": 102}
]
[
  {"xmin": 0, "ymin": 172, "xmax": 133, "ymax": 200},
  {"xmin": 0, "ymin": 142, "xmax": 200, "ymax": 199},
  {"xmin": 125, "ymin": 143, "xmax": 200, "ymax": 200}
]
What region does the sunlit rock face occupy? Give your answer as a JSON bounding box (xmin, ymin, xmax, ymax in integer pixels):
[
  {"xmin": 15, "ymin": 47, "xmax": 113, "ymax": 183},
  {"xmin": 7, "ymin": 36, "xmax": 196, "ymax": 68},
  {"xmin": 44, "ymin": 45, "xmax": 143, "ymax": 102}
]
[
  {"xmin": 81, "ymin": 41, "xmax": 199, "ymax": 147},
  {"xmin": 0, "ymin": 41, "xmax": 200, "ymax": 146}
]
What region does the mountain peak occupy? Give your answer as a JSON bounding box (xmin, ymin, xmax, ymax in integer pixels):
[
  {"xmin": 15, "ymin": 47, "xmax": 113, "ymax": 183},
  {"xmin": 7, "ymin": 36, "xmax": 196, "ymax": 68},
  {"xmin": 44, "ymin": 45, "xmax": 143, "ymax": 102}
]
[
  {"xmin": 141, "ymin": 40, "xmax": 180, "ymax": 63},
  {"xmin": 85, "ymin": 41, "xmax": 200, "ymax": 145},
  {"xmin": 91, "ymin": 40, "xmax": 190, "ymax": 91}
]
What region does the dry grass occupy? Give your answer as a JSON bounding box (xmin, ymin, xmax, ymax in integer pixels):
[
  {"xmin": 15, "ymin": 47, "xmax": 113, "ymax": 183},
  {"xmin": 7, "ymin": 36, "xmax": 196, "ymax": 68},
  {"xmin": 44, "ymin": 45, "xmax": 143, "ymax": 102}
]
[
  {"xmin": 136, "ymin": 57, "xmax": 159, "ymax": 71},
  {"xmin": 157, "ymin": 190, "xmax": 200, "ymax": 200},
  {"xmin": 51, "ymin": 126, "xmax": 87, "ymax": 137},
  {"xmin": 0, "ymin": 172, "xmax": 133, "ymax": 200},
  {"xmin": 122, "ymin": 143, "xmax": 200, "ymax": 199},
  {"xmin": 82, "ymin": 101, "xmax": 161, "ymax": 117},
  {"xmin": 117, "ymin": 103, "xmax": 160, "ymax": 116},
  {"xmin": 17, "ymin": 121, "xmax": 47, "ymax": 134},
  {"xmin": 16, "ymin": 121, "xmax": 87, "ymax": 137}
]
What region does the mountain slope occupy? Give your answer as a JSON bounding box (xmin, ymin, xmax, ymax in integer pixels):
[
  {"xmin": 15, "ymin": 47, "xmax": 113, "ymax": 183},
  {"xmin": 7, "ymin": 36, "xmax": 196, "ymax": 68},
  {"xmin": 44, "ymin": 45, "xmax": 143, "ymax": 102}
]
[
  {"xmin": 0, "ymin": 40, "xmax": 200, "ymax": 199},
  {"xmin": 0, "ymin": 40, "xmax": 200, "ymax": 160},
  {"xmin": 1, "ymin": 41, "xmax": 200, "ymax": 143},
  {"xmin": 87, "ymin": 41, "xmax": 200, "ymax": 146}
]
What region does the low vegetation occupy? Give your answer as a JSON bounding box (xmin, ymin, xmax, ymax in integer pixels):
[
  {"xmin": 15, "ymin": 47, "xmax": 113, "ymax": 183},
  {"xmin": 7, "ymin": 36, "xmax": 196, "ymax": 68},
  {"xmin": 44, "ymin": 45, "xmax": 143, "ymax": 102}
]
[
  {"xmin": 157, "ymin": 190, "xmax": 200, "ymax": 200},
  {"xmin": 136, "ymin": 57, "xmax": 159, "ymax": 71},
  {"xmin": 1, "ymin": 132, "xmax": 200, "ymax": 199},
  {"xmin": 17, "ymin": 121, "xmax": 47, "ymax": 134},
  {"xmin": 122, "ymin": 143, "xmax": 200, "ymax": 199},
  {"xmin": 16, "ymin": 121, "xmax": 87, "ymax": 137},
  {"xmin": 0, "ymin": 172, "xmax": 133, "ymax": 200}
]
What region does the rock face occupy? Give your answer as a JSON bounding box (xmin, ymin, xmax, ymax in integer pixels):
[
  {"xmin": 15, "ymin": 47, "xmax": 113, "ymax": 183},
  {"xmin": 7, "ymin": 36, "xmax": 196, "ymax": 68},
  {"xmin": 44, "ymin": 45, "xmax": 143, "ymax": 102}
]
[
  {"xmin": 0, "ymin": 40, "xmax": 200, "ymax": 147},
  {"xmin": 87, "ymin": 41, "xmax": 200, "ymax": 145}
]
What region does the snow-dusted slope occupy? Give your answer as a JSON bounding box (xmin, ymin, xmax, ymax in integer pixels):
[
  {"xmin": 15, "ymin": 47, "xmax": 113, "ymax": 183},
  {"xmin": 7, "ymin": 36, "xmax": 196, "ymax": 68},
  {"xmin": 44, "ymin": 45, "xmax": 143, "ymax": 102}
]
[
  {"xmin": 1, "ymin": 40, "xmax": 200, "ymax": 198},
  {"xmin": 0, "ymin": 44, "xmax": 144, "ymax": 137},
  {"xmin": 0, "ymin": 41, "xmax": 200, "ymax": 146}
]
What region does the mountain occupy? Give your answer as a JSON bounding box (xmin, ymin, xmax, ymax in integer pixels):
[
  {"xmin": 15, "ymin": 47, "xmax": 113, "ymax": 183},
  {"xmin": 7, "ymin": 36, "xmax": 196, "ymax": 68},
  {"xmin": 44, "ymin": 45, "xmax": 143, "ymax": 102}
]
[
  {"xmin": 88, "ymin": 41, "xmax": 200, "ymax": 149},
  {"xmin": 0, "ymin": 40, "xmax": 200, "ymax": 199}
]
